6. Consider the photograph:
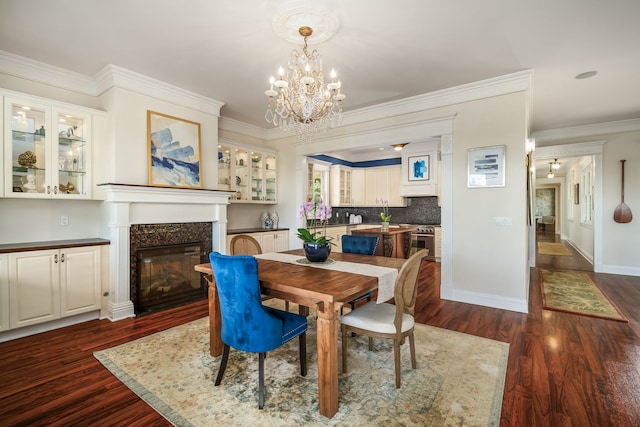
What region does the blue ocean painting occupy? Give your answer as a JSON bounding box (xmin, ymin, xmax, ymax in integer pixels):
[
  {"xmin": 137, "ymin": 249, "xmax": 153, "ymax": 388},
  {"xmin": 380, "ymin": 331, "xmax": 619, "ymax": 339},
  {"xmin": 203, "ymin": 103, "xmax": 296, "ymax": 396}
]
[
  {"xmin": 150, "ymin": 126, "xmax": 200, "ymax": 187},
  {"xmin": 413, "ymin": 159, "xmax": 427, "ymax": 179}
]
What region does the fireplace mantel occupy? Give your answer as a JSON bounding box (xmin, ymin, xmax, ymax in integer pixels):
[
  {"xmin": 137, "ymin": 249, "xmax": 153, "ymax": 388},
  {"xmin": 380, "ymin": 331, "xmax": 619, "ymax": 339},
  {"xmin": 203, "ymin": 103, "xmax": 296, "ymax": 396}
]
[{"xmin": 100, "ymin": 183, "xmax": 232, "ymax": 321}]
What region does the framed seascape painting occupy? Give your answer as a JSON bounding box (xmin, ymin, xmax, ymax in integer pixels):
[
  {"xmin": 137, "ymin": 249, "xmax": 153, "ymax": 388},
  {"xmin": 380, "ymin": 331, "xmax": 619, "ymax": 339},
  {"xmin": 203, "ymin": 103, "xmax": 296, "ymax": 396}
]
[
  {"xmin": 147, "ymin": 111, "xmax": 202, "ymax": 188},
  {"xmin": 408, "ymin": 155, "xmax": 430, "ymax": 181},
  {"xmin": 467, "ymin": 145, "xmax": 506, "ymax": 188}
]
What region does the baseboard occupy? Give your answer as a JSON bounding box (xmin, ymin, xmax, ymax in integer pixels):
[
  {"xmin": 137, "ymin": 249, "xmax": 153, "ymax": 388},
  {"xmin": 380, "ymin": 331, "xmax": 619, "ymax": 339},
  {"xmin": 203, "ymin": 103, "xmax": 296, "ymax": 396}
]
[
  {"xmin": 0, "ymin": 311, "xmax": 99, "ymax": 343},
  {"xmin": 598, "ymin": 264, "xmax": 640, "ymax": 277},
  {"xmin": 441, "ymin": 287, "xmax": 529, "ymax": 314}
]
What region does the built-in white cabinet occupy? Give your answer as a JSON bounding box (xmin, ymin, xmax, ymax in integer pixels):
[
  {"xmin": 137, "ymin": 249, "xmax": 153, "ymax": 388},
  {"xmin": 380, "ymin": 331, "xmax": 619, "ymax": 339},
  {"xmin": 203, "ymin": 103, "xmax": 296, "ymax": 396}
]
[
  {"xmin": 3, "ymin": 95, "xmax": 93, "ymax": 199},
  {"xmin": 0, "ymin": 254, "xmax": 8, "ymax": 332},
  {"xmin": 351, "ymin": 169, "xmax": 365, "ymax": 206},
  {"xmin": 307, "ymin": 161, "xmax": 330, "ymax": 203},
  {"xmin": 226, "ymin": 230, "xmax": 289, "ymax": 254},
  {"xmin": 330, "ymin": 165, "xmax": 404, "ymax": 207},
  {"xmin": 6, "ymin": 245, "xmax": 101, "ymax": 329},
  {"xmin": 217, "ymin": 141, "xmax": 277, "ymax": 204}
]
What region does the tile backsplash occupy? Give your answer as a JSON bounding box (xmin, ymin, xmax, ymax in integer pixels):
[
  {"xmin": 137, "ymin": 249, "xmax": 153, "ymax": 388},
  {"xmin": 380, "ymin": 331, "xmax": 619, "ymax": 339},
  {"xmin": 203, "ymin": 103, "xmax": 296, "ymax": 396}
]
[{"xmin": 330, "ymin": 196, "xmax": 440, "ymax": 225}]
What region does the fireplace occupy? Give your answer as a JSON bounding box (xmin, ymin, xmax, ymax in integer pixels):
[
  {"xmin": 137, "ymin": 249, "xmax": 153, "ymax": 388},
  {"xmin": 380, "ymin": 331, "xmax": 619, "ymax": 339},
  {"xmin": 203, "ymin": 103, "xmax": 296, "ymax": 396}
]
[
  {"xmin": 130, "ymin": 222, "xmax": 212, "ymax": 315},
  {"xmin": 100, "ymin": 183, "xmax": 231, "ymax": 321}
]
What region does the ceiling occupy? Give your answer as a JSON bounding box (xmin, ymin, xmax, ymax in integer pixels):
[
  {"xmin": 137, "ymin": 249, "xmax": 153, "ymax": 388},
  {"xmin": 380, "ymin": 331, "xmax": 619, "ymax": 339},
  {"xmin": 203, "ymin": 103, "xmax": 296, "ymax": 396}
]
[{"xmin": 1, "ymin": 0, "xmax": 639, "ymax": 172}]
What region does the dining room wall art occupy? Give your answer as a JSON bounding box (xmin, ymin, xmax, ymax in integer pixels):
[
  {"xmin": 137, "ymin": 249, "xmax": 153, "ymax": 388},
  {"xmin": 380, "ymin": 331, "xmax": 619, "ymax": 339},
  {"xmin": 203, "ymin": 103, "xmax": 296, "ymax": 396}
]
[
  {"xmin": 147, "ymin": 110, "xmax": 202, "ymax": 188},
  {"xmin": 467, "ymin": 145, "xmax": 506, "ymax": 188}
]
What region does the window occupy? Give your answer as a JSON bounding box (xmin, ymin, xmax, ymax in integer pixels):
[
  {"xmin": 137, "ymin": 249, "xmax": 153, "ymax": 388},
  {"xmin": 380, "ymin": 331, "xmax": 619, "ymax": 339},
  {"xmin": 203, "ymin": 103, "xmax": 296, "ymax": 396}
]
[{"xmin": 581, "ymin": 164, "xmax": 593, "ymax": 224}]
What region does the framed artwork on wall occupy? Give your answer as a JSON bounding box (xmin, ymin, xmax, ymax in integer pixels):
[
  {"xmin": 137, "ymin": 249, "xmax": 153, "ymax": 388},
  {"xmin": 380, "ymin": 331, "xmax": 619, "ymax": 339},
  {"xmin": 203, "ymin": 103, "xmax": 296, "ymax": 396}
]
[
  {"xmin": 467, "ymin": 145, "xmax": 506, "ymax": 188},
  {"xmin": 408, "ymin": 155, "xmax": 430, "ymax": 181},
  {"xmin": 147, "ymin": 110, "xmax": 202, "ymax": 188}
]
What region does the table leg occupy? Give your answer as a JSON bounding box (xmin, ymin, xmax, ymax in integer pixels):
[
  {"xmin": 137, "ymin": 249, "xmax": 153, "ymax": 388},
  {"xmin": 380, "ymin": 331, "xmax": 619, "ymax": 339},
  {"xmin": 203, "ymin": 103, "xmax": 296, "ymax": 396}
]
[
  {"xmin": 205, "ymin": 275, "xmax": 223, "ymax": 357},
  {"xmin": 315, "ymin": 301, "xmax": 339, "ymax": 418}
]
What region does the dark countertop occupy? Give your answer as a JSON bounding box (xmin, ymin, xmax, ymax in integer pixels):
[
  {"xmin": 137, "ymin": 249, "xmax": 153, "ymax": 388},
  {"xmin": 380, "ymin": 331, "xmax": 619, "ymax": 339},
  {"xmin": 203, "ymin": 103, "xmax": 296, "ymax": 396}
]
[
  {"xmin": 351, "ymin": 226, "xmax": 415, "ymax": 235},
  {"xmin": 0, "ymin": 238, "xmax": 110, "ymax": 254},
  {"xmin": 227, "ymin": 227, "xmax": 290, "ymax": 235}
]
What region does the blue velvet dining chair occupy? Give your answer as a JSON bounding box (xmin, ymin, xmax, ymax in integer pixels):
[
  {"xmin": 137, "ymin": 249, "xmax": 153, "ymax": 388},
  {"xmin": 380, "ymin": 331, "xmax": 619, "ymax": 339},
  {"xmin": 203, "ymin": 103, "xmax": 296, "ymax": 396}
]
[
  {"xmin": 208, "ymin": 252, "xmax": 307, "ymax": 409},
  {"xmin": 341, "ymin": 235, "xmax": 380, "ymax": 311}
]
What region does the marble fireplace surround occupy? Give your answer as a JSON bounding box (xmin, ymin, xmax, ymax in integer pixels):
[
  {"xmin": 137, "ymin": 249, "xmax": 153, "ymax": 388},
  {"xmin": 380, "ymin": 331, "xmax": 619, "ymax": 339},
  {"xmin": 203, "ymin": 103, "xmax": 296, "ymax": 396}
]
[{"xmin": 100, "ymin": 184, "xmax": 232, "ymax": 321}]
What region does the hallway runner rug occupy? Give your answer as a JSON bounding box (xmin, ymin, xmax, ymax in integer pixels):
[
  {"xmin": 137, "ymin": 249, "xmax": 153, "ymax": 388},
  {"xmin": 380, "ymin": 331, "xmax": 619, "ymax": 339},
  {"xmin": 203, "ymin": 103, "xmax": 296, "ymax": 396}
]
[
  {"xmin": 540, "ymin": 269, "xmax": 628, "ymax": 322},
  {"xmin": 538, "ymin": 242, "xmax": 572, "ymax": 256},
  {"xmin": 94, "ymin": 302, "xmax": 509, "ymax": 426}
]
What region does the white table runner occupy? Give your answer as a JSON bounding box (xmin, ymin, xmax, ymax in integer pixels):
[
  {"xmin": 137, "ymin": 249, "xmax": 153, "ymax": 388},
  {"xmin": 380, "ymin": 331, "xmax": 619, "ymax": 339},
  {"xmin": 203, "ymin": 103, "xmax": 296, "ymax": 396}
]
[{"xmin": 254, "ymin": 252, "xmax": 398, "ymax": 303}]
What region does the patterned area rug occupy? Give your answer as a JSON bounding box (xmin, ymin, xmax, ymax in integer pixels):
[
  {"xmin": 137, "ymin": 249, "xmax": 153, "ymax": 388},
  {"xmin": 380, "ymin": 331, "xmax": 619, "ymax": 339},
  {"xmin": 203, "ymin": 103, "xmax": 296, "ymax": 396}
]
[
  {"xmin": 94, "ymin": 302, "xmax": 509, "ymax": 426},
  {"xmin": 541, "ymin": 269, "xmax": 628, "ymax": 322},
  {"xmin": 538, "ymin": 242, "xmax": 572, "ymax": 256}
]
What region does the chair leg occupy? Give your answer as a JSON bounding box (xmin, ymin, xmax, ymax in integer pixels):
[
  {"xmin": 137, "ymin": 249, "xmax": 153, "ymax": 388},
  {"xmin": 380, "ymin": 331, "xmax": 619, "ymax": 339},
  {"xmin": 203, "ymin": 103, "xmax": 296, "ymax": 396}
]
[
  {"xmin": 285, "ymin": 301, "xmax": 290, "ymax": 312},
  {"xmin": 299, "ymin": 332, "xmax": 307, "ymax": 377},
  {"xmin": 258, "ymin": 352, "xmax": 265, "ymax": 409},
  {"xmin": 214, "ymin": 344, "xmax": 230, "ymax": 386},
  {"xmin": 409, "ymin": 333, "xmax": 417, "ymax": 370},
  {"xmin": 394, "ymin": 340, "xmax": 402, "ymax": 388},
  {"xmin": 341, "ymin": 324, "xmax": 348, "ymax": 373}
]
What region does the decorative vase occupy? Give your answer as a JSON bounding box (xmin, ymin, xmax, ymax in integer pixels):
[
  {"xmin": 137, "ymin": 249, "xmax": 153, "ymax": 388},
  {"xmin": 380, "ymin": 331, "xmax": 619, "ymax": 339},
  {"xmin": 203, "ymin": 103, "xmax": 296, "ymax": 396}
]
[
  {"xmin": 261, "ymin": 212, "xmax": 270, "ymax": 229},
  {"xmin": 303, "ymin": 242, "xmax": 331, "ymax": 263},
  {"xmin": 381, "ymin": 221, "xmax": 390, "ymax": 231},
  {"xmin": 271, "ymin": 211, "xmax": 279, "ymax": 229}
]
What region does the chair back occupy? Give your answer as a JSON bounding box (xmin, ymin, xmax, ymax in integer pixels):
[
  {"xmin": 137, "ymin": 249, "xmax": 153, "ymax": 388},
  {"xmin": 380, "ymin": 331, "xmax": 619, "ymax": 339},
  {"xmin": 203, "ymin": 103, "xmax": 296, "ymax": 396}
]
[
  {"xmin": 341, "ymin": 235, "xmax": 379, "ymax": 255},
  {"xmin": 541, "ymin": 215, "xmax": 555, "ymax": 225},
  {"xmin": 393, "ymin": 249, "xmax": 428, "ymax": 333},
  {"xmin": 230, "ymin": 234, "xmax": 262, "ymax": 255},
  {"xmin": 209, "ymin": 252, "xmax": 283, "ymax": 353}
]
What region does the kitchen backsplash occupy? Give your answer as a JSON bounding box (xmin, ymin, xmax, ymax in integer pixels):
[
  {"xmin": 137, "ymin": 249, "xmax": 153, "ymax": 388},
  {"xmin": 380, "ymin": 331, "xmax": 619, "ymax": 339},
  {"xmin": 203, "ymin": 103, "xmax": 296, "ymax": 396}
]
[{"xmin": 330, "ymin": 197, "xmax": 440, "ymax": 225}]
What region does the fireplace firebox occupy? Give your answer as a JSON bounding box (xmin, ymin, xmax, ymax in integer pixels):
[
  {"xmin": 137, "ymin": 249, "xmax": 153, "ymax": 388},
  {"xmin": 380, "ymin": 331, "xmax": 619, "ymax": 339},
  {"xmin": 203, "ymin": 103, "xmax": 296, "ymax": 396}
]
[{"xmin": 136, "ymin": 243, "xmax": 207, "ymax": 314}]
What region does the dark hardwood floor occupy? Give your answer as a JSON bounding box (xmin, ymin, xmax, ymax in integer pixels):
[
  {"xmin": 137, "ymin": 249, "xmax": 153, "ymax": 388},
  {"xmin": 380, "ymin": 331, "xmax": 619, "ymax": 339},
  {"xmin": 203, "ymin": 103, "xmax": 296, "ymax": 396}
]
[{"xmin": 1, "ymin": 247, "xmax": 639, "ymax": 426}]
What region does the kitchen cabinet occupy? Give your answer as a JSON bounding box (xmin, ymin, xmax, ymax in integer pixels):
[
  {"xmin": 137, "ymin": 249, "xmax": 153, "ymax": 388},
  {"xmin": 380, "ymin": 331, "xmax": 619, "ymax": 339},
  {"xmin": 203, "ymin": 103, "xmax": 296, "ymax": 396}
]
[
  {"xmin": 217, "ymin": 141, "xmax": 277, "ymax": 204},
  {"xmin": 4, "ymin": 95, "xmax": 93, "ymax": 199},
  {"xmin": 322, "ymin": 225, "xmax": 347, "ymax": 253},
  {"xmin": 7, "ymin": 245, "xmax": 101, "ymax": 329},
  {"xmin": 364, "ymin": 166, "xmax": 405, "ymax": 207},
  {"xmin": 351, "ymin": 169, "xmax": 365, "ymax": 205},
  {"xmin": 226, "ymin": 230, "xmax": 289, "ymax": 254},
  {"xmin": 307, "ymin": 161, "xmax": 330, "ymax": 204},
  {"xmin": 329, "ymin": 165, "xmax": 352, "ymax": 206},
  {"xmin": 434, "ymin": 226, "xmax": 442, "ymax": 259}
]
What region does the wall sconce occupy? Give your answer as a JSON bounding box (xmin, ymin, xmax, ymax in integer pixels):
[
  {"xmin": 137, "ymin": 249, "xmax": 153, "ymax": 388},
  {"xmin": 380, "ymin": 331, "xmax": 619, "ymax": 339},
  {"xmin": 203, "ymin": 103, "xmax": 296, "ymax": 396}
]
[
  {"xmin": 392, "ymin": 143, "xmax": 409, "ymax": 151},
  {"xmin": 526, "ymin": 138, "xmax": 536, "ymax": 154}
]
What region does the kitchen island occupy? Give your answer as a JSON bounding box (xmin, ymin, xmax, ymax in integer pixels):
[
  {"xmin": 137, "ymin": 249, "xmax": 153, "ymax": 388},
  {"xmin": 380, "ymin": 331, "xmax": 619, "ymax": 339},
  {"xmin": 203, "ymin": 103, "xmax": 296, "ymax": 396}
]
[{"xmin": 351, "ymin": 226, "xmax": 414, "ymax": 258}]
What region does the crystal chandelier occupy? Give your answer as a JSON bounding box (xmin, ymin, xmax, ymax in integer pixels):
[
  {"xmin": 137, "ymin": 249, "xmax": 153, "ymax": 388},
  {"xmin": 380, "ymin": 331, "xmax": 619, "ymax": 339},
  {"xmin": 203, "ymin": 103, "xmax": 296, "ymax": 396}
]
[{"xmin": 265, "ymin": 26, "xmax": 345, "ymax": 142}]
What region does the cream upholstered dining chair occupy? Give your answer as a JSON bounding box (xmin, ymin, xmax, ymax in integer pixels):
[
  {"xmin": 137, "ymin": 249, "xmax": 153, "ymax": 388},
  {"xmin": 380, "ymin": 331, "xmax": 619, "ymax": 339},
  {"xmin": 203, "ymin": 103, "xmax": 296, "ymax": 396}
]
[
  {"xmin": 229, "ymin": 234, "xmax": 289, "ymax": 312},
  {"xmin": 340, "ymin": 249, "xmax": 428, "ymax": 388}
]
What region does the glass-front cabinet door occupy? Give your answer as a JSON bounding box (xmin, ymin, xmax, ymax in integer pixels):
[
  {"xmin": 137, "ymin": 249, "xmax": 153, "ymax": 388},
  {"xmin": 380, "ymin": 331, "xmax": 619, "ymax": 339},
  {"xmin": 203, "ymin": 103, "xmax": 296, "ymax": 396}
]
[
  {"xmin": 217, "ymin": 144, "xmax": 232, "ymax": 192},
  {"xmin": 234, "ymin": 148, "xmax": 249, "ymax": 201},
  {"xmin": 265, "ymin": 154, "xmax": 277, "ymax": 202},
  {"xmin": 4, "ymin": 96, "xmax": 91, "ymax": 199},
  {"xmin": 250, "ymin": 151, "xmax": 263, "ymax": 202}
]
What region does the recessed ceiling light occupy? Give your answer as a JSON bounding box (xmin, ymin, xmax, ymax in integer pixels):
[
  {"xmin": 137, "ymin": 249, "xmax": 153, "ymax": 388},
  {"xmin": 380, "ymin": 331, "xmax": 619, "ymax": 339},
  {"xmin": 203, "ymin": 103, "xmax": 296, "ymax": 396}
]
[{"xmin": 575, "ymin": 71, "xmax": 598, "ymax": 80}]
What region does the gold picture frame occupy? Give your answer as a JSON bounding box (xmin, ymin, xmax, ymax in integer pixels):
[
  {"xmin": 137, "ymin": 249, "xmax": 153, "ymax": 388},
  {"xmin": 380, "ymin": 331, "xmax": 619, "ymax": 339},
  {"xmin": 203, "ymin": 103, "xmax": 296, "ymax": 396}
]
[{"xmin": 147, "ymin": 111, "xmax": 202, "ymax": 188}]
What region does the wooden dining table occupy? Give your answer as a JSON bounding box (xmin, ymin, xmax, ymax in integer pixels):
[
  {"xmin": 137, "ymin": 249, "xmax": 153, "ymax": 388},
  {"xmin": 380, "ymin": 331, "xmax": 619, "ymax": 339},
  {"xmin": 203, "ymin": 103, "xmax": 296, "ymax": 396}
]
[{"xmin": 194, "ymin": 249, "xmax": 406, "ymax": 419}]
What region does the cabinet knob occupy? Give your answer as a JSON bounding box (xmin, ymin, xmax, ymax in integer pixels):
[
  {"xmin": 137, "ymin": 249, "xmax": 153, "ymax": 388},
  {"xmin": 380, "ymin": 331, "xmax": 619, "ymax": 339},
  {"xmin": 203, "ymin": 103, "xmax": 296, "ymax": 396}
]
[
  {"xmin": 54, "ymin": 186, "xmax": 58, "ymax": 194},
  {"xmin": 47, "ymin": 185, "xmax": 51, "ymax": 194},
  {"xmin": 54, "ymin": 254, "xmax": 58, "ymax": 263},
  {"xmin": 61, "ymin": 253, "xmax": 65, "ymax": 262}
]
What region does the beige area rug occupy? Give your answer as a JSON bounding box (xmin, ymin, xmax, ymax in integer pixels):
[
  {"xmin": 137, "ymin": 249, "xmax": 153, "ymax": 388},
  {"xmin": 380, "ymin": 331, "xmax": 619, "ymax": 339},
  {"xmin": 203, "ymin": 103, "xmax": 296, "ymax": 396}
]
[
  {"xmin": 538, "ymin": 242, "xmax": 573, "ymax": 256},
  {"xmin": 541, "ymin": 269, "xmax": 628, "ymax": 322},
  {"xmin": 94, "ymin": 302, "xmax": 509, "ymax": 426}
]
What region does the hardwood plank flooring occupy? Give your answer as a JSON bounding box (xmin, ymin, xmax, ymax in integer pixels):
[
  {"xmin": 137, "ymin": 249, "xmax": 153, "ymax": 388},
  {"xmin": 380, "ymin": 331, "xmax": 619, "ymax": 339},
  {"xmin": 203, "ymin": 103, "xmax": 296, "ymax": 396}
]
[{"xmin": 1, "ymin": 258, "xmax": 639, "ymax": 426}]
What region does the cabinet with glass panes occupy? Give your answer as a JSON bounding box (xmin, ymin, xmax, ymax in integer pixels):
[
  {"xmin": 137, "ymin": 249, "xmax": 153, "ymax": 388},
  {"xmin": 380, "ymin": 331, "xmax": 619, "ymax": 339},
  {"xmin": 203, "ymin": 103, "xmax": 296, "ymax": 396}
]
[
  {"xmin": 216, "ymin": 140, "xmax": 277, "ymax": 204},
  {"xmin": 4, "ymin": 95, "xmax": 92, "ymax": 199}
]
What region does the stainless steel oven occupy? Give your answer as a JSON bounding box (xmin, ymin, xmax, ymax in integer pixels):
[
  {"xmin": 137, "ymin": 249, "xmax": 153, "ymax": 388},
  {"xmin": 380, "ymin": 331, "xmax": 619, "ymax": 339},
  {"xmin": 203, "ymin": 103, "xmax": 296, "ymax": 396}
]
[{"xmin": 409, "ymin": 225, "xmax": 436, "ymax": 260}]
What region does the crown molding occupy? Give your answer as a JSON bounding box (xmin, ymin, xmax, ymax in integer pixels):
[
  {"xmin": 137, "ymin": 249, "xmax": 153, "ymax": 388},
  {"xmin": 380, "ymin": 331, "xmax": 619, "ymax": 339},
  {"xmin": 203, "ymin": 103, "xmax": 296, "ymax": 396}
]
[
  {"xmin": 0, "ymin": 49, "xmax": 96, "ymax": 95},
  {"xmin": 94, "ymin": 64, "xmax": 224, "ymax": 116},
  {"xmin": 342, "ymin": 70, "xmax": 532, "ymax": 126},
  {"xmin": 532, "ymin": 118, "xmax": 640, "ymax": 142},
  {"xmin": 219, "ymin": 117, "xmax": 272, "ymax": 139},
  {"xmin": 0, "ymin": 50, "xmax": 224, "ymax": 116}
]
